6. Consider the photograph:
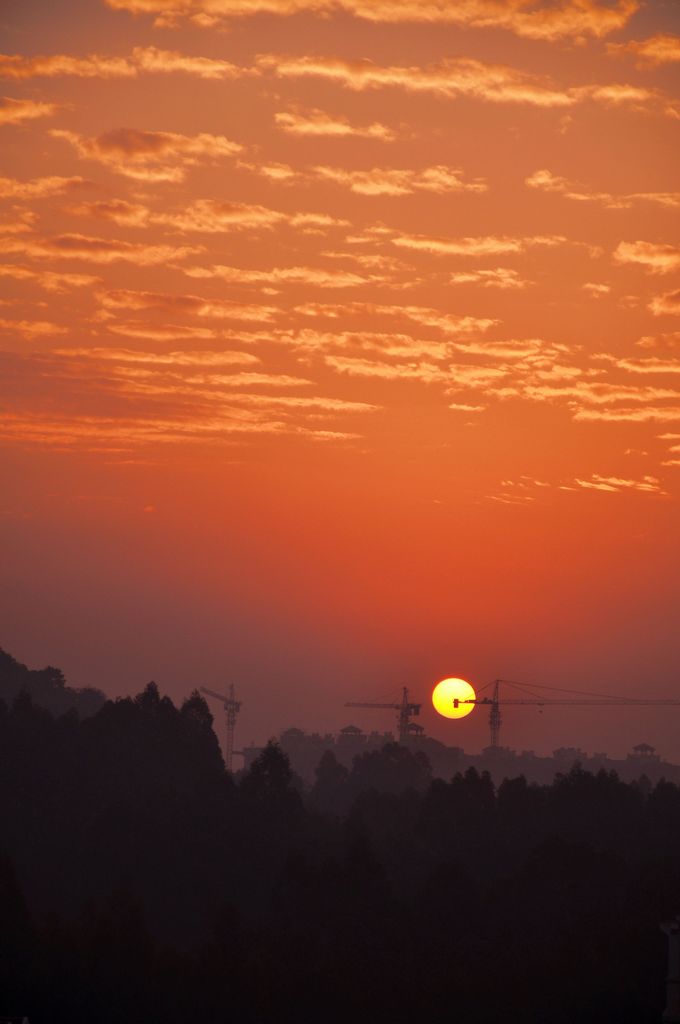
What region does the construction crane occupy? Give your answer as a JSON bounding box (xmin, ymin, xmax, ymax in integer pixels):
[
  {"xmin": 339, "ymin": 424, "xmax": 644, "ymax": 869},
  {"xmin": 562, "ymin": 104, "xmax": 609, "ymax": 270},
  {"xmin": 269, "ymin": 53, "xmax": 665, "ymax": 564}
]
[
  {"xmin": 200, "ymin": 685, "xmax": 241, "ymax": 772},
  {"xmin": 457, "ymin": 679, "xmax": 680, "ymax": 749},
  {"xmin": 345, "ymin": 687, "xmax": 421, "ymax": 744}
]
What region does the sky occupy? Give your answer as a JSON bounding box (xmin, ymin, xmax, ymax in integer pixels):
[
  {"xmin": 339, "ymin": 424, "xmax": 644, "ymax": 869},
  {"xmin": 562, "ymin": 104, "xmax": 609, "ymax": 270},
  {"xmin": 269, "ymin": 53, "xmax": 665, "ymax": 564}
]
[{"xmin": 1, "ymin": 0, "xmax": 679, "ymax": 759}]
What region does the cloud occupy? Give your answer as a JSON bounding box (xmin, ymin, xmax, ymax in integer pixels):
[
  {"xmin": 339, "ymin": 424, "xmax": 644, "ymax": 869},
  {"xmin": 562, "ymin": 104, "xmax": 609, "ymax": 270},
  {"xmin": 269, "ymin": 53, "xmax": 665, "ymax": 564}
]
[
  {"xmin": 608, "ymin": 34, "xmax": 680, "ymax": 67},
  {"xmin": 583, "ymin": 282, "xmax": 611, "ymax": 296},
  {"xmin": 0, "ymin": 318, "xmax": 68, "ymax": 339},
  {"xmin": 0, "ymin": 46, "xmax": 250, "ymax": 81},
  {"xmin": 0, "ymin": 345, "xmax": 376, "ymax": 449},
  {"xmin": 597, "ymin": 355, "xmax": 680, "ymax": 376},
  {"xmin": 449, "ymin": 267, "xmax": 529, "ymax": 289},
  {"xmin": 311, "ymin": 164, "xmax": 486, "ymax": 196},
  {"xmin": 0, "ymin": 409, "xmax": 362, "ymax": 448},
  {"xmin": 98, "ymin": 288, "xmax": 280, "ymax": 322},
  {"xmin": 184, "ymin": 263, "xmax": 384, "ymax": 289},
  {"xmin": 275, "ymin": 107, "xmax": 395, "ymax": 140},
  {"xmin": 105, "ymin": 0, "xmax": 638, "ymax": 42},
  {"xmin": 51, "ymin": 128, "xmax": 242, "ymax": 182},
  {"xmin": 56, "ymin": 347, "xmax": 260, "ymax": 368},
  {"xmin": 130, "ymin": 45, "xmax": 249, "ymax": 79},
  {"xmin": 614, "ymin": 241, "xmax": 680, "ymax": 274},
  {"xmin": 0, "ymin": 96, "xmax": 58, "ymax": 126},
  {"xmin": 106, "ymin": 323, "xmax": 226, "ymax": 342},
  {"xmin": 258, "ymin": 52, "xmax": 673, "ymax": 113},
  {"xmin": 391, "ymin": 232, "xmax": 564, "ymax": 257},
  {"xmin": 649, "ymin": 291, "xmax": 680, "ymax": 317},
  {"xmin": 72, "ymin": 197, "xmax": 348, "ymax": 234},
  {"xmin": 574, "ymin": 474, "xmax": 664, "ymax": 494},
  {"xmin": 527, "ymin": 169, "xmax": 680, "ymax": 209},
  {"xmin": 0, "ymin": 175, "xmax": 87, "ymax": 199},
  {"xmin": 293, "ymin": 300, "xmax": 496, "ymax": 334},
  {"xmin": 0, "ymin": 264, "xmax": 101, "ymax": 290},
  {"xmin": 0, "ymin": 232, "xmax": 201, "ymax": 265},
  {"xmin": 324, "ymin": 355, "xmax": 508, "ymax": 386},
  {"xmin": 637, "ymin": 332, "xmax": 680, "ymax": 351},
  {"xmin": 258, "ymin": 54, "xmax": 579, "ymax": 108},
  {"xmin": 571, "ymin": 405, "xmax": 680, "ymax": 423}
]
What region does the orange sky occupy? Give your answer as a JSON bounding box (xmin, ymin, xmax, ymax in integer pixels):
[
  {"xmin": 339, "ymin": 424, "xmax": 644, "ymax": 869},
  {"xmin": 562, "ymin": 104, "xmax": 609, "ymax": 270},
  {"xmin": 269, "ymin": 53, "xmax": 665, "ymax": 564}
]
[{"xmin": 1, "ymin": 0, "xmax": 679, "ymax": 757}]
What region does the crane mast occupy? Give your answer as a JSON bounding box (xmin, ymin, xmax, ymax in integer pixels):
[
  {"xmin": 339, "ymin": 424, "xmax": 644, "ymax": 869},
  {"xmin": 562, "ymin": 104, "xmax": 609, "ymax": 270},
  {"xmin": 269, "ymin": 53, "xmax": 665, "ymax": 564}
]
[
  {"xmin": 200, "ymin": 684, "xmax": 241, "ymax": 772},
  {"xmin": 345, "ymin": 687, "xmax": 421, "ymax": 743}
]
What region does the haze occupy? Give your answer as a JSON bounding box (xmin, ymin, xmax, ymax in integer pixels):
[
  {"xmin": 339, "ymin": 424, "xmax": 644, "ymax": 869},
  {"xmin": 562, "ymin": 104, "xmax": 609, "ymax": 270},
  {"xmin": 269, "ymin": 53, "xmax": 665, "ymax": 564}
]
[{"xmin": 1, "ymin": 0, "xmax": 679, "ymax": 758}]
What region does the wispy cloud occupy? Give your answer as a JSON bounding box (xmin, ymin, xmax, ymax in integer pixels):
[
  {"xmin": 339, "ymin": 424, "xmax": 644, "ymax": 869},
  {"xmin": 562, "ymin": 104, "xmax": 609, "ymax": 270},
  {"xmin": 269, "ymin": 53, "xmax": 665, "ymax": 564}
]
[
  {"xmin": 574, "ymin": 474, "xmax": 664, "ymax": 493},
  {"xmin": 258, "ymin": 54, "xmax": 578, "ymax": 108},
  {"xmin": 391, "ymin": 232, "xmax": 563, "ymax": 257},
  {"xmin": 311, "ymin": 164, "xmax": 486, "ymax": 196},
  {"xmin": 0, "ymin": 264, "xmax": 101, "ymax": 290},
  {"xmin": 608, "ymin": 34, "xmax": 680, "ymax": 68},
  {"xmin": 527, "ymin": 168, "xmax": 680, "ymax": 209},
  {"xmin": 52, "ymin": 128, "xmax": 242, "ymax": 182},
  {"xmin": 105, "ymin": 0, "xmax": 638, "ymax": 42},
  {"xmin": 0, "ymin": 318, "xmax": 68, "ymax": 339},
  {"xmin": 449, "ymin": 267, "xmax": 529, "ymax": 289},
  {"xmin": 614, "ymin": 241, "xmax": 680, "ymax": 274},
  {"xmin": 275, "ymin": 107, "xmax": 395, "ymax": 140},
  {"xmin": 0, "ymin": 175, "xmax": 87, "ymax": 199},
  {"xmin": 0, "ymin": 96, "xmax": 59, "ymax": 126},
  {"xmin": 637, "ymin": 331, "xmax": 680, "ymax": 351},
  {"xmin": 293, "ymin": 300, "xmax": 496, "ymax": 334},
  {"xmin": 0, "ymin": 46, "xmax": 251, "ymax": 81},
  {"xmin": 98, "ymin": 288, "xmax": 280, "ymax": 322},
  {"xmin": 649, "ymin": 291, "xmax": 680, "ymax": 317},
  {"xmin": 258, "ymin": 52, "xmax": 669, "ymax": 113},
  {"xmin": 184, "ymin": 263, "xmax": 384, "ymax": 289},
  {"xmin": 0, "ymin": 232, "xmax": 201, "ymax": 265},
  {"xmin": 72, "ymin": 197, "xmax": 348, "ymax": 233}
]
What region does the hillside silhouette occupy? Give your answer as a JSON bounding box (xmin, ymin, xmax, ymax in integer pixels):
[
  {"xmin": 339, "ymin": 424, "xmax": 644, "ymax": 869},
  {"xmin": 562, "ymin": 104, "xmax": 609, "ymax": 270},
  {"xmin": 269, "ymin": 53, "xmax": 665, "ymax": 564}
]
[
  {"xmin": 1, "ymin": 655, "xmax": 677, "ymax": 1022},
  {"xmin": 0, "ymin": 648, "xmax": 105, "ymax": 719}
]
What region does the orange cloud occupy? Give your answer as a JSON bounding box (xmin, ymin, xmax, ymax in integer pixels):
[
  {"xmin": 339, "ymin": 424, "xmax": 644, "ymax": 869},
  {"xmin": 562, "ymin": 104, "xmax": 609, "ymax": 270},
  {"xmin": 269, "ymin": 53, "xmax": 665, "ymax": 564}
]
[
  {"xmin": 131, "ymin": 45, "xmax": 249, "ymax": 79},
  {"xmin": 0, "ymin": 175, "xmax": 87, "ymax": 199},
  {"xmin": 391, "ymin": 232, "xmax": 563, "ymax": 257},
  {"xmin": 275, "ymin": 107, "xmax": 395, "ymax": 140},
  {"xmin": 184, "ymin": 263, "xmax": 384, "ymax": 289},
  {"xmin": 311, "ymin": 164, "xmax": 486, "ymax": 196},
  {"xmin": 51, "ymin": 128, "xmax": 242, "ymax": 182},
  {"xmin": 0, "ymin": 232, "xmax": 201, "ymax": 265},
  {"xmin": 0, "ymin": 318, "xmax": 68, "ymax": 339},
  {"xmin": 614, "ymin": 241, "xmax": 680, "ymax": 274},
  {"xmin": 0, "ymin": 46, "xmax": 251, "ymax": 81},
  {"xmin": 56, "ymin": 347, "xmax": 260, "ymax": 368},
  {"xmin": 0, "ymin": 96, "xmax": 59, "ymax": 126},
  {"xmin": 259, "ymin": 53, "xmax": 674, "ymax": 115},
  {"xmin": 293, "ymin": 301, "xmax": 496, "ymax": 334},
  {"xmin": 527, "ymin": 169, "xmax": 680, "ymax": 209},
  {"xmin": 574, "ymin": 474, "xmax": 664, "ymax": 493},
  {"xmin": 258, "ymin": 54, "xmax": 578, "ymax": 108},
  {"xmin": 98, "ymin": 289, "xmax": 280, "ymax": 322},
  {"xmin": 649, "ymin": 291, "xmax": 680, "ymax": 317},
  {"xmin": 105, "ymin": 0, "xmax": 638, "ymax": 42},
  {"xmin": 637, "ymin": 332, "xmax": 680, "ymax": 351},
  {"xmin": 73, "ymin": 198, "xmax": 348, "ymax": 234},
  {"xmin": 449, "ymin": 268, "xmax": 529, "ymax": 289},
  {"xmin": 0, "ymin": 264, "xmax": 101, "ymax": 290},
  {"xmin": 608, "ymin": 34, "xmax": 680, "ymax": 68}
]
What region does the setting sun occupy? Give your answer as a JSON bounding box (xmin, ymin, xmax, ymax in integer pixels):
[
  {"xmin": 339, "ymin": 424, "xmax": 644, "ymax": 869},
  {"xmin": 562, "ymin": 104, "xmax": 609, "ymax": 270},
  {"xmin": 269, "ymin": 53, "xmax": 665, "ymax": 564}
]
[{"xmin": 432, "ymin": 678, "xmax": 477, "ymax": 720}]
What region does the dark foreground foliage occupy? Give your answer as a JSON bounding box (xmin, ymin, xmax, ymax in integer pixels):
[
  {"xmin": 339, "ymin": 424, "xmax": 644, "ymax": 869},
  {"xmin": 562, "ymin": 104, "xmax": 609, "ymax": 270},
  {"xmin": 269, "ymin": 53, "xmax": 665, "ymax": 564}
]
[{"xmin": 1, "ymin": 678, "xmax": 678, "ymax": 1023}]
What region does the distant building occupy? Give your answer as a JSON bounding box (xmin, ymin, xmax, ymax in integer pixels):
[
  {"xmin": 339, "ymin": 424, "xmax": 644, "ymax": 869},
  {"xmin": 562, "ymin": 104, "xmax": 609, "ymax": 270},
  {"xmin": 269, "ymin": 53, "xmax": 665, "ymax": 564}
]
[{"xmin": 239, "ymin": 727, "xmax": 680, "ymax": 788}]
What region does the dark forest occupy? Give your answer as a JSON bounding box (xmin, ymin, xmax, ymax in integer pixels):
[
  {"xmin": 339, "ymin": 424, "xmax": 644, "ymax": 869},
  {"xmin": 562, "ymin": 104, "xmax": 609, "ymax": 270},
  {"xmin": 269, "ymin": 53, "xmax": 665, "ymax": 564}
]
[{"xmin": 2, "ymin": 650, "xmax": 678, "ymax": 1023}]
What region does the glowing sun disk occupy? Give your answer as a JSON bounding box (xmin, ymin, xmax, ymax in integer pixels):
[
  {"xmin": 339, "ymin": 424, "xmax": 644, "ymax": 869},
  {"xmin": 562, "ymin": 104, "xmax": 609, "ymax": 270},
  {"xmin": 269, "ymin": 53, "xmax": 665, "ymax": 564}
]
[{"xmin": 432, "ymin": 677, "xmax": 476, "ymax": 719}]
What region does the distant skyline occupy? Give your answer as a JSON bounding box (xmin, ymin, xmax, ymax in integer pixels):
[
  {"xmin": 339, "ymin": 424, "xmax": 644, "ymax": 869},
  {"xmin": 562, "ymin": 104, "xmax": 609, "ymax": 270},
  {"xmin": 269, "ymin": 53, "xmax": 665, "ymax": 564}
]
[{"xmin": 1, "ymin": 0, "xmax": 679, "ymax": 759}]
